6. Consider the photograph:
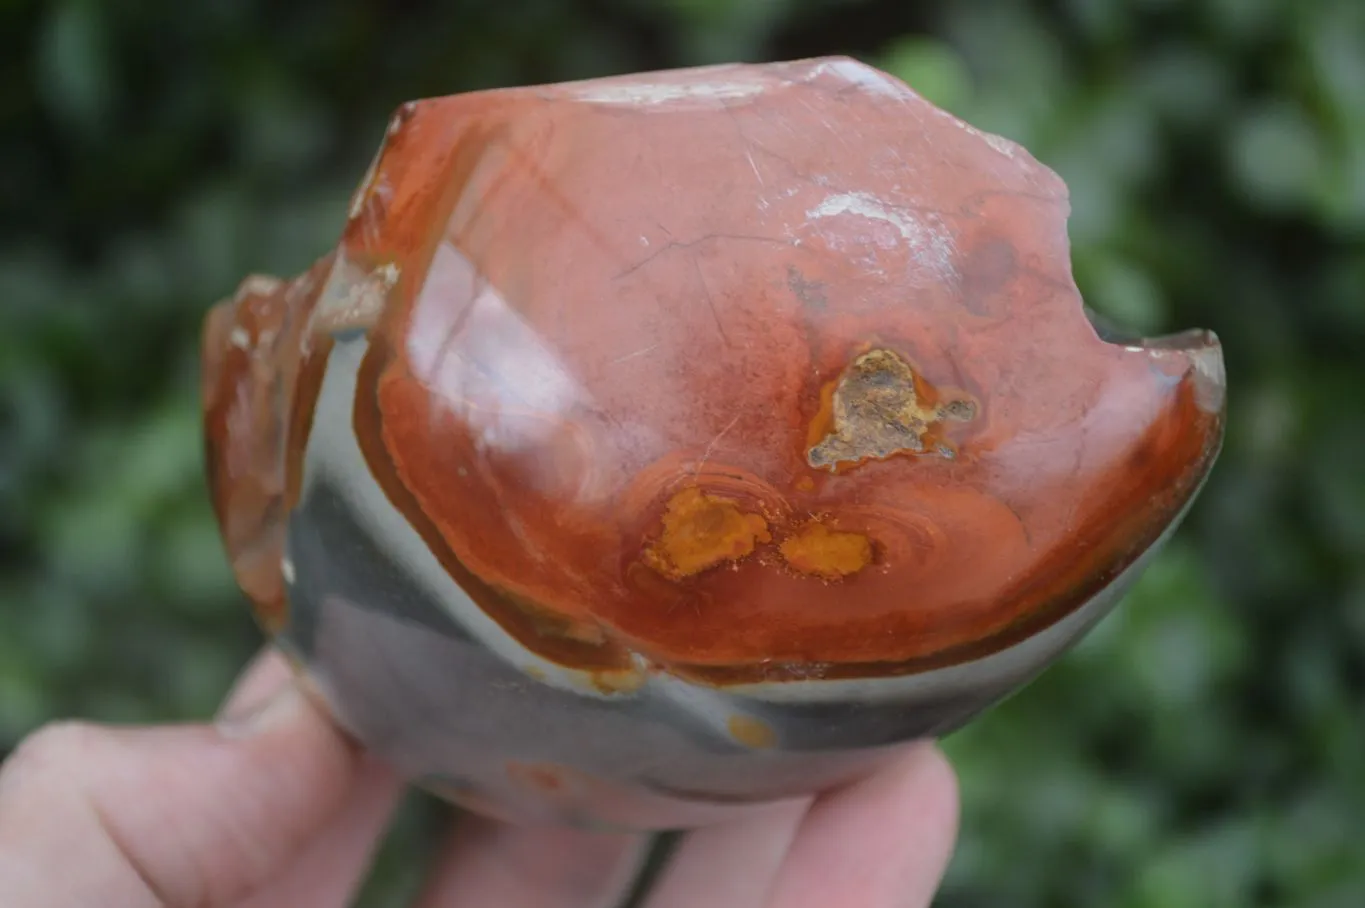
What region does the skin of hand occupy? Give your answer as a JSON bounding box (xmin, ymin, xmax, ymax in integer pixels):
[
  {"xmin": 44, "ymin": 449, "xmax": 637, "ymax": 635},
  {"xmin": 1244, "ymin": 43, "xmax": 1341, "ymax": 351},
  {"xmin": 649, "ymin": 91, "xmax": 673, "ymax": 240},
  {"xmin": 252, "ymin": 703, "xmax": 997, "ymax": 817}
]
[{"xmin": 0, "ymin": 648, "xmax": 959, "ymax": 908}]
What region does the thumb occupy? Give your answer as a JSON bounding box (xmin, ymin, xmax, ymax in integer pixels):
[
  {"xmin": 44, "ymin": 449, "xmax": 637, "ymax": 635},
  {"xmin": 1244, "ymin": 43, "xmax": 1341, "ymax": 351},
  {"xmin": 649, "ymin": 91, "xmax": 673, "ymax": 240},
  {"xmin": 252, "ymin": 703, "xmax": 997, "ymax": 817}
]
[{"xmin": 0, "ymin": 650, "xmax": 372, "ymax": 908}]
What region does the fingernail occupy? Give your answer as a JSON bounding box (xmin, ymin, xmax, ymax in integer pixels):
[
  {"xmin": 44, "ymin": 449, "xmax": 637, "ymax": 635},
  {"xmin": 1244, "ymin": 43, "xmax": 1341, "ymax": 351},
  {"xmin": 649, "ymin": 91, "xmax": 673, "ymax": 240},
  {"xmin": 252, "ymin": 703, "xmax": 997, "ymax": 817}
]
[{"xmin": 216, "ymin": 680, "xmax": 303, "ymax": 739}]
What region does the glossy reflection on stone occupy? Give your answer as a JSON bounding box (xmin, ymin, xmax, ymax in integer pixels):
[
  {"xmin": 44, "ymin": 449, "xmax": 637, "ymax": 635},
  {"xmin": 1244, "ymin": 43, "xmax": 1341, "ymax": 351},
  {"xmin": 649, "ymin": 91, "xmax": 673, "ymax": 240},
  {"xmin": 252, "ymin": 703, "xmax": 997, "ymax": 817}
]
[{"xmin": 201, "ymin": 56, "xmax": 1225, "ymax": 828}]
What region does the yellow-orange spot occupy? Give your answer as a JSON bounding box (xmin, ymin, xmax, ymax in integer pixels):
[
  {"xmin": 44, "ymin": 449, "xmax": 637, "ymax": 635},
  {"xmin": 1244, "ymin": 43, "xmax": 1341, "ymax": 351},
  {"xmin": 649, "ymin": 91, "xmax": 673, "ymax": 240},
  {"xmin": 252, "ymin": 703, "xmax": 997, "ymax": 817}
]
[
  {"xmin": 727, "ymin": 715, "xmax": 777, "ymax": 749},
  {"xmin": 590, "ymin": 668, "xmax": 647, "ymax": 695},
  {"xmin": 523, "ymin": 666, "xmax": 547, "ymax": 682},
  {"xmin": 779, "ymin": 522, "xmax": 873, "ymax": 579},
  {"xmin": 643, "ymin": 487, "xmax": 771, "ymax": 579},
  {"xmin": 795, "ymin": 475, "xmax": 816, "ymax": 492},
  {"xmin": 805, "ymin": 379, "xmax": 839, "ymax": 454},
  {"xmin": 558, "ymin": 621, "xmax": 609, "ymax": 645}
]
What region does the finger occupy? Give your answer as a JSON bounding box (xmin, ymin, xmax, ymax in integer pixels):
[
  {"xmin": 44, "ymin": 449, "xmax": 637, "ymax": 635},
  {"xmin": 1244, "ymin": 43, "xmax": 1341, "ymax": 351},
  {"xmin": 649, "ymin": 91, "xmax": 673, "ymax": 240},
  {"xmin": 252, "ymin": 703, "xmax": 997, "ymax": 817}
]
[
  {"xmin": 225, "ymin": 650, "xmax": 403, "ymax": 908},
  {"xmin": 0, "ymin": 648, "xmax": 396, "ymax": 908},
  {"xmin": 220, "ymin": 645, "xmax": 297, "ymax": 715},
  {"xmin": 762, "ymin": 744, "xmax": 959, "ymax": 908},
  {"xmin": 235, "ymin": 758, "xmax": 401, "ymax": 908},
  {"xmin": 413, "ymin": 812, "xmax": 650, "ymax": 908},
  {"xmin": 643, "ymin": 798, "xmax": 811, "ymax": 908}
]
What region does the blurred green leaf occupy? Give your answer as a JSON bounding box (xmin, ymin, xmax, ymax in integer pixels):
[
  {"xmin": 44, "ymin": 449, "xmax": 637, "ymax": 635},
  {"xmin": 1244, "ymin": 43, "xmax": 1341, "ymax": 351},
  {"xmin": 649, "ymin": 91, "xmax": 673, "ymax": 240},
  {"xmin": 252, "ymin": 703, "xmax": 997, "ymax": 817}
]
[
  {"xmin": 879, "ymin": 36, "xmax": 972, "ymax": 113},
  {"xmin": 37, "ymin": 0, "xmax": 115, "ymax": 135},
  {"xmin": 1229, "ymin": 101, "xmax": 1331, "ymax": 211}
]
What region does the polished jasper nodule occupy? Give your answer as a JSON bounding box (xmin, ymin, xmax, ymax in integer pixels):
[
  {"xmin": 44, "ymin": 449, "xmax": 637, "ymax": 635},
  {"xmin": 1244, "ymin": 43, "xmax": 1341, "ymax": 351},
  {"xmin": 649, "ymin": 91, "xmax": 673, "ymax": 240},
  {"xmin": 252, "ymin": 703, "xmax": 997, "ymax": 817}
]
[{"xmin": 201, "ymin": 57, "xmax": 1225, "ymax": 829}]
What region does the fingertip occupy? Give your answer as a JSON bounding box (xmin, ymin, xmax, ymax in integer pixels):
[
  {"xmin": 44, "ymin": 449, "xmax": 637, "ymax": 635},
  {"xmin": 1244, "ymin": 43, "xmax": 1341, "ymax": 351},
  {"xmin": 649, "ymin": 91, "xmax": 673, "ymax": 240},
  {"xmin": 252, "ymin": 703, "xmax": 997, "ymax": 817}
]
[
  {"xmin": 216, "ymin": 647, "xmax": 297, "ymax": 725},
  {"xmin": 764, "ymin": 741, "xmax": 960, "ymax": 908},
  {"xmin": 415, "ymin": 815, "xmax": 650, "ymax": 908},
  {"xmin": 898, "ymin": 741, "xmax": 960, "ymax": 838},
  {"xmin": 644, "ymin": 798, "xmax": 811, "ymax": 908},
  {"xmin": 215, "ymin": 648, "xmax": 357, "ymax": 751},
  {"xmin": 235, "ymin": 758, "xmax": 403, "ymax": 908}
]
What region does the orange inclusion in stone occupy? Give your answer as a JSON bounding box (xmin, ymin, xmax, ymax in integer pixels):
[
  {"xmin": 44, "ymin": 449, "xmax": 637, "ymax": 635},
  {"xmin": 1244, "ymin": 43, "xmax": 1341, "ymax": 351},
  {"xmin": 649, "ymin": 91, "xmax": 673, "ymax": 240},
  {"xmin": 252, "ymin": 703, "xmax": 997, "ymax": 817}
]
[
  {"xmin": 779, "ymin": 523, "xmax": 873, "ymax": 580},
  {"xmin": 727, "ymin": 715, "xmax": 778, "ymax": 749},
  {"xmin": 643, "ymin": 488, "xmax": 772, "ymax": 580}
]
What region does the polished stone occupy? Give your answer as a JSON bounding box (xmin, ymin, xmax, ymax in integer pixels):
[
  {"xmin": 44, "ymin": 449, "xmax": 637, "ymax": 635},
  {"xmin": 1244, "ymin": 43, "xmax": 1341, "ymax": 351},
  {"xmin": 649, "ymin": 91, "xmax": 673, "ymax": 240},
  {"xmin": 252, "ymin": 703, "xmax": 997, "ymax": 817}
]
[{"xmin": 202, "ymin": 57, "xmax": 1225, "ymax": 829}]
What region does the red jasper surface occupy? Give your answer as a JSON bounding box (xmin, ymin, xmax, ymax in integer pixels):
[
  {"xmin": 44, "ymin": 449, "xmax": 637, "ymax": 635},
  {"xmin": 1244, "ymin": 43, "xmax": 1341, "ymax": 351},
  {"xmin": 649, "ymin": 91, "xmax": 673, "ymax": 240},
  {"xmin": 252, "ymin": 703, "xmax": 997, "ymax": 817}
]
[{"xmin": 203, "ymin": 58, "xmax": 1225, "ymax": 685}]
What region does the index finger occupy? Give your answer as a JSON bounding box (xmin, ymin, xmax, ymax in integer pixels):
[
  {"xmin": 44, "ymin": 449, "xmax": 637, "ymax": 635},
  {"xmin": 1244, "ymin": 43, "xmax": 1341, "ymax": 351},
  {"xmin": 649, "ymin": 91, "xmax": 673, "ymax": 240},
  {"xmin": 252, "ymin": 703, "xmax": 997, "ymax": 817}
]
[{"xmin": 764, "ymin": 743, "xmax": 959, "ymax": 907}]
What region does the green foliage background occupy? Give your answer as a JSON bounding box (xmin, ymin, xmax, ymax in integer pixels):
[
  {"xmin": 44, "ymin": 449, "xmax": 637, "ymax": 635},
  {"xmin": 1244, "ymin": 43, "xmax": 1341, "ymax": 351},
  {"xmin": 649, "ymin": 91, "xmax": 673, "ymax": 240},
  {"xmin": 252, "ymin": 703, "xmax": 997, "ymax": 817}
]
[{"xmin": 3, "ymin": 0, "xmax": 1363, "ymax": 904}]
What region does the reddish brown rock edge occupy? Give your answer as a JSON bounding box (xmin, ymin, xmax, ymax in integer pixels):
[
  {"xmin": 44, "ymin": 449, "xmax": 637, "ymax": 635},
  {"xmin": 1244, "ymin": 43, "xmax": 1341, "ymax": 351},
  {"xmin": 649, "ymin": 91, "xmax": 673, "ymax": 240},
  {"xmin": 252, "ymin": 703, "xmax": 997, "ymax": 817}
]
[{"xmin": 202, "ymin": 259, "xmax": 335, "ymax": 632}]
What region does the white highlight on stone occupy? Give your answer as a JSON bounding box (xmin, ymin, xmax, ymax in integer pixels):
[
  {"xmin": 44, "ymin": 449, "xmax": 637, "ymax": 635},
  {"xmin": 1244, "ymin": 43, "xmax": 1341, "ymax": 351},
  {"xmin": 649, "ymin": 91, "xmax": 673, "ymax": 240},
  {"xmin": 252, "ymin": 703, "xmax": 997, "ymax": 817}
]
[
  {"xmin": 805, "ymin": 191, "xmax": 957, "ymax": 280},
  {"xmin": 1189, "ymin": 342, "xmax": 1227, "ymax": 414},
  {"xmin": 809, "ymin": 57, "xmax": 915, "ymax": 100},
  {"xmin": 347, "ymin": 149, "xmax": 384, "ymax": 221},
  {"xmin": 233, "ymin": 274, "xmax": 285, "ymax": 302},
  {"xmin": 312, "ymin": 255, "xmax": 400, "ymax": 333},
  {"xmin": 386, "ymin": 102, "xmax": 417, "ymax": 137},
  {"xmin": 983, "ymin": 132, "xmax": 1021, "ymax": 160},
  {"xmin": 569, "ymin": 77, "xmax": 766, "ymax": 106},
  {"xmin": 405, "ymin": 242, "xmax": 587, "ymax": 459}
]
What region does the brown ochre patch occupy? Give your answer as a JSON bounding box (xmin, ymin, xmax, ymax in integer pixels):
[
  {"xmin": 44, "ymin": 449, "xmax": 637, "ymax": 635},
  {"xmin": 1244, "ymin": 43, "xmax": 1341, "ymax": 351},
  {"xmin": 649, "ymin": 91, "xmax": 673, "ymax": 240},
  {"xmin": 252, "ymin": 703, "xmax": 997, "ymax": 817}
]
[{"xmin": 806, "ymin": 348, "xmax": 977, "ymax": 471}]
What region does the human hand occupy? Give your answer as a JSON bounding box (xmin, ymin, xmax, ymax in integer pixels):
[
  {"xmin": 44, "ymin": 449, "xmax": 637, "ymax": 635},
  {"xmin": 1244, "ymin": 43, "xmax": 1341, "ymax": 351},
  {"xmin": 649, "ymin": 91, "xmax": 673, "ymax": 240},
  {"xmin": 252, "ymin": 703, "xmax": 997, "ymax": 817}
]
[{"xmin": 0, "ymin": 648, "xmax": 958, "ymax": 907}]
